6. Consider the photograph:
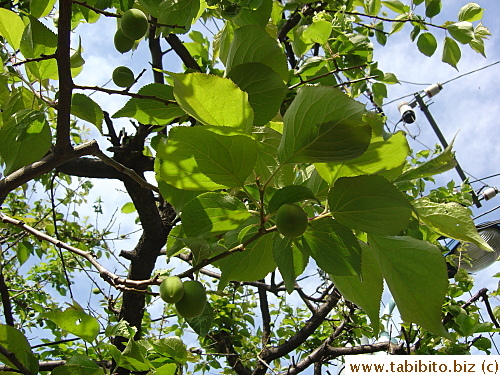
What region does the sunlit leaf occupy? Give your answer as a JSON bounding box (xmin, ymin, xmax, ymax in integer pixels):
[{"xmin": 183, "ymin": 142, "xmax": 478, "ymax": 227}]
[
  {"xmin": 0, "ymin": 324, "xmax": 39, "ymax": 375},
  {"xmin": 0, "ymin": 8, "xmax": 25, "ymax": 50},
  {"xmin": 442, "ymin": 37, "xmax": 461, "ymax": 70},
  {"xmin": 44, "ymin": 308, "xmax": 100, "ymax": 342}
]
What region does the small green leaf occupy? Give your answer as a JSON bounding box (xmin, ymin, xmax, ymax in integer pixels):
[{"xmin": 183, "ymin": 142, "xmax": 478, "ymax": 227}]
[
  {"xmin": 382, "ymin": 0, "xmax": 407, "ymax": 14},
  {"xmin": 121, "ymin": 202, "xmax": 136, "ymax": 214},
  {"xmin": 226, "ymin": 25, "xmax": 288, "ymax": 82},
  {"xmin": 268, "ymin": 185, "xmax": 317, "ymax": 214},
  {"xmin": 184, "ymin": 303, "xmax": 215, "ymax": 337},
  {"xmin": 273, "ymin": 236, "xmax": 309, "ymax": 293},
  {"xmin": 71, "ymin": 93, "xmax": 104, "ymax": 132},
  {"xmin": 302, "ymin": 20, "xmax": 332, "ymax": 44},
  {"xmin": 469, "ymin": 37, "xmax": 486, "ymax": 57},
  {"xmin": 181, "ymin": 192, "xmax": 252, "ymax": 237},
  {"xmin": 119, "ymin": 339, "xmax": 152, "ymax": 372},
  {"xmin": 394, "ymin": 141, "xmax": 456, "ymax": 182},
  {"xmin": 442, "ymin": 37, "xmax": 461, "ymax": 70},
  {"xmin": 0, "ymin": 324, "xmax": 39, "ymax": 375},
  {"xmin": 218, "ymin": 232, "xmax": 276, "ymax": 289},
  {"xmin": 151, "ymin": 337, "xmax": 188, "ymax": 363},
  {"xmin": 447, "ymin": 22, "xmax": 474, "ymax": 44},
  {"xmin": 232, "ymin": 0, "xmax": 272, "ymax": 28},
  {"xmin": 458, "ymin": 3, "xmax": 483, "ymax": 22},
  {"xmin": 112, "ymin": 83, "xmax": 184, "ymax": 126},
  {"xmin": 0, "ymin": 8, "xmax": 25, "ymax": 50},
  {"xmin": 169, "ymin": 72, "xmax": 254, "ymax": 132},
  {"xmin": 30, "ymin": 0, "xmax": 57, "ymax": 18},
  {"xmin": 278, "ymin": 86, "xmax": 371, "ymax": 164},
  {"xmin": 16, "ymin": 241, "xmax": 33, "ymax": 266},
  {"xmin": 227, "ymin": 62, "xmax": 287, "ymax": 127},
  {"xmin": 302, "ymin": 219, "xmax": 361, "ymax": 276},
  {"xmin": 44, "ymin": 308, "xmax": 100, "ymax": 342},
  {"xmin": 156, "ymin": 126, "xmax": 258, "ymax": 190},
  {"xmin": 329, "ymin": 175, "xmax": 413, "ymax": 235},
  {"xmin": 158, "ymin": 0, "xmax": 200, "ymax": 34},
  {"xmin": 417, "ymin": 32, "xmax": 438, "ymax": 56},
  {"xmin": 329, "ymin": 241, "xmax": 383, "ymax": 334},
  {"xmin": 425, "ymin": 0, "xmax": 441, "ymax": 18},
  {"xmin": 368, "ymin": 235, "xmax": 451, "ymax": 339},
  {"xmin": 412, "ymin": 198, "xmax": 493, "ymax": 253}
]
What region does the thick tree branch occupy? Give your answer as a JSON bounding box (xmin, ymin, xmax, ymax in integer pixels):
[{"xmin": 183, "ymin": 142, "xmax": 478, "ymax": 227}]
[
  {"xmin": 277, "ymin": 4, "xmax": 325, "ymax": 42},
  {"xmin": 0, "ymin": 269, "xmax": 14, "ymax": 326},
  {"xmin": 165, "ymin": 34, "xmax": 202, "ymax": 72},
  {"xmin": 55, "ymin": 0, "xmax": 74, "ymax": 153},
  {"xmin": 258, "ymin": 280, "xmax": 272, "ymax": 347},
  {"xmin": 149, "ymin": 21, "xmax": 165, "ymax": 84}
]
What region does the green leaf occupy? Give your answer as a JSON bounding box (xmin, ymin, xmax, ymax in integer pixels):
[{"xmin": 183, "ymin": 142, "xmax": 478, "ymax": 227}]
[
  {"xmin": 71, "ymin": 93, "xmax": 104, "ymax": 132},
  {"xmin": 329, "ymin": 241, "xmax": 383, "ymax": 334},
  {"xmin": 268, "ymin": 185, "xmax": 317, "ymax": 214},
  {"xmin": 315, "ymin": 131, "xmax": 409, "ymax": 185},
  {"xmin": 365, "ymin": 0, "xmax": 381, "ymax": 15},
  {"xmin": 302, "ymin": 219, "xmax": 361, "ymax": 276},
  {"xmin": 181, "ymin": 192, "xmax": 252, "ymax": 237},
  {"xmin": 169, "ymin": 72, "xmax": 254, "ymax": 132},
  {"xmin": 302, "ymin": 20, "xmax": 332, "ymax": 44},
  {"xmin": 227, "ymin": 62, "xmax": 287, "ymax": 127},
  {"xmin": 226, "ymin": 25, "xmax": 288, "ymax": 82},
  {"xmin": 442, "ymin": 37, "xmax": 461, "ymax": 70},
  {"xmin": 51, "ymin": 355, "xmax": 105, "ymax": 375},
  {"xmin": 278, "ymin": 86, "xmax": 371, "ymax": 164},
  {"xmin": 151, "ymin": 337, "xmax": 188, "ymax": 363},
  {"xmin": 16, "ymin": 241, "xmax": 32, "ymax": 266},
  {"xmin": 412, "ymin": 198, "xmax": 493, "ymax": 253},
  {"xmin": 156, "ymin": 126, "xmax": 258, "ymax": 190},
  {"xmin": 458, "ymin": 3, "xmax": 484, "ymax": 22},
  {"xmin": 0, "ymin": 324, "xmax": 39, "ymax": 375},
  {"xmin": 425, "ymin": 0, "xmax": 441, "ymax": 18},
  {"xmin": 368, "ymin": 235, "xmax": 451, "ymax": 338},
  {"xmin": 184, "ymin": 302, "xmax": 215, "ymax": 337},
  {"xmin": 30, "ymin": 0, "xmax": 57, "ymax": 17},
  {"xmin": 44, "ymin": 308, "xmax": 100, "ymax": 342},
  {"xmin": 218, "ymin": 232, "xmax": 276, "ymax": 289},
  {"xmin": 447, "ymin": 22, "xmax": 474, "ymax": 44},
  {"xmin": 0, "ymin": 8, "xmax": 25, "ymax": 50},
  {"xmin": 119, "ymin": 339, "xmax": 152, "ymax": 372},
  {"xmin": 0, "ymin": 110, "xmax": 52, "ymax": 176},
  {"xmin": 157, "ymin": 181, "xmax": 201, "ymax": 211},
  {"xmin": 232, "ymin": 0, "xmax": 273, "ymax": 28},
  {"xmin": 273, "ymin": 236, "xmax": 309, "ymax": 293},
  {"xmin": 382, "ymin": 0, "xmax": 407, "ymax": 14},
  {"xmin": 121, "ymin": 202, "xmax": 136, "ymax": 214},
  {"xmin": 328, "ymin": 175, "xmax": 413, "ymax": 235},
  {"xmin": 112, "ymin": 83, "xmax": 184, "ymax": 126},
  {"xmin": 417, "ymin": 32, "xmax": 437, "ymax": 56},
  {"xmin": 70, "ymin": 37, "xmax": 86, "ymax": 77},
  {"xmin": 158, "ymin": 0, "xmax": 201, "ymax": 34},
  {"xmin": 155, "ymin": 364, "xmax": 178, "ymax": 375}
]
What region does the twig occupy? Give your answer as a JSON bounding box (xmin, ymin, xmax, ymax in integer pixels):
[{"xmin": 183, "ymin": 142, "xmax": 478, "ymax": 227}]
[
  {"xmin": 480, "ymin": 289, "xmax": 500, "ymax": 329},
  {"xmin": 11, "ymin": 54, "xmax": 56, "ymax": 67},
  {"xmin": 72, "ymin": 0, "xmax": 120, "ymax": 17},
  {"xmin": 337, "ymin": 11, "xmax": 447, "ymax": 31},
  {"xmin": 73, "ymin": 84, "xmax": 176, "ymax": 105},
  {"xmin": 290, "ymin": 64, "xmax": 367, "ymax": 89}
]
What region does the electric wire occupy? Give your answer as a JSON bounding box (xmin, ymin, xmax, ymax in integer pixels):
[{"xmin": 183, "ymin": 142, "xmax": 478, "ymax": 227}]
[{"xmin": 473, "ymin": 205, "xmax": 500, "ymax": 221}]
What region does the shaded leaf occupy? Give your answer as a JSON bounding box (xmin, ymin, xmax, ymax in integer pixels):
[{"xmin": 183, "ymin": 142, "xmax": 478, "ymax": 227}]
[
  {"xmin": 151, "ymin": 337, "xmax": 188, "ymax": 363},
  {"xmin": 442, "ymin": 37, "xmax": 461, "ymax": 70},
  {"xmin": 71, "ymin": 94, "xmax": 104, "ymax": 132},
  {"xmin": 273, "ymin": 236, "xmax": 309, "ymax": 293},
  {"xmin": 368, "ymin": 235, "xmax": 451, "ymax": 338},
  {"xmin": 0, "ymin": 324, "xmax": 39, "ymax": 375},
  {"xmin": 158, "ymin": 0, "xmax": 200, "ymax": 34},
  {"xmin": 417, "ymin": 32, "xmax": 437, "ymax": 57},
  {"xmin": 328, "ymin": 175, "xmax": 413, "ymax": 235},
  {"xmin": 447, "ymin": 22, "xmax": 474, "ymax": 44},
  {"xmin": 268, "ymin": 185, "xmax": 317, "ymax": 214}
]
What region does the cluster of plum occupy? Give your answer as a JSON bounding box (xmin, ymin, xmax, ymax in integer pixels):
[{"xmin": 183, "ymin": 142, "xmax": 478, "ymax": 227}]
[{"xmin": 159, "ymin": 277, "xmax": 208, "ymax": 319}]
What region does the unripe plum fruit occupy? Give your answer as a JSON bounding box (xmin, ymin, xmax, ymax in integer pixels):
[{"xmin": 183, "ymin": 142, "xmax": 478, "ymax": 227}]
[
  {"xmin": 112, "ymin": 66, "xmax": 135, "ymax": 88},
  {"xmin": 114, "ymin": 29, "xmax": 135, "ymax": 53},
  {"xmin": 159, "ymin": 276, "xmax": 185, "ymax": 303},
  {"xmin": 120, "ymin": 9, "xmax": 148, "ymax": 40},
  {"xmin": 275, "ymin": 203, "xmax": 308, "ymax": 238},
  {"xmin": 175, "ymin": 280, "xmax": 207, "ymax": 319}
]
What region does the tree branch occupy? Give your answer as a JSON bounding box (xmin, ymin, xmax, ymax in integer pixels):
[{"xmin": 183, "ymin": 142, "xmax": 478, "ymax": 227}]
[
  {"xmin": 258, "ymin": 280, "xmax": 272, "ymax": 347},
  {"xmin": 11, "ymin": 54, "xmax": 56, "ymax": 67},
  {"xmin": 0, "ymin": 343, "xmax": 32, "ymax": 375},
  {"xmin": 0, "ymin": 268, "xmax": 14, "ymax": 326},
  {"xmin": 165, "ymin": 34, "xmax": 202, "ymax": 72},
  {"xmin": 73, "ymin": 84, "xmax": 176, "ymax": 105}
]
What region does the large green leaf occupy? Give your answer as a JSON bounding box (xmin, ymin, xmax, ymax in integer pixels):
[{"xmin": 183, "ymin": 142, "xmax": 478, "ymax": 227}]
[
  {"xmin": 181, "ymin": 192, "xmax": 252, "ymax": 237},
  {"xmin": 330, "ymin": 241, "xmax": 383, "ymax": 334},
  {"xmin": 0, "ymin": 324, "xmax": 39, "ymax": 375},
  {"xmin": 19, "ymin": 16, "xmax": 58, "ymax": 80},
  {"xmin": 412, "ymin": 198, "xmax": 493, "ymax": 253},
  {"xmin": 394, "ymin": 141, "xmax": 456, "ymax": 182},
  {"xmin": 328, "ymin": 175, "xmax": 413, "ymax": 235},
  {"xmin": 169, "ymin": 72, "xmax": 254, "ymax": 132},
  {"xmin": 151, "ymin": 337, "xmax": 188, "ymax": 364},
  {"xmin": 158, "ymin": 0, "xmax": 201, "ymax": 34},
  {"xmin": 278, "ymin": 86, "xmax": 371, "ymax": 164},
  {"xmin": 368, "ymin": 235, "xmax": 451, "ymax": 338},
  {"xmin": 44, "ymin": 308, "xmax": 100, "ymax": 342},
  {"xmin": 51, "ymin": 355, "xmax": 105, "ymax": 375},
  {"xmin": 226, "ymin": 25, "xmax": 288, "ymax": 82},
  {"xmin": 156, "ymin": 126, "xmax": 258, "ymax": 190},
  {"xmin": 232, "ymin": 0, "xmax": 272, "ymax": 27},
  {"xmin": 301, "ymin": 219, "xmax": 361, "ymax": 276},
  {"xmin": 30, "ymin": 0, "xmax": 57, "ymax": 17},
  {"xmin": 118, "ymin": 339, "xmax": 152, "ymax": 372},
  {"xmin": 442, "ymin": 36, "xmax": 461, "ymax": 70},
  {"xmin": 272, "ymin": 235, "xmax": 309, "ymax": 293},
  {"xmin": 447, "ymin": 22, "xmax": 474, "ymax": 44},
  {"xmin": 417, "ymin": 32, "xmax": 438, "ymax": 57},
  {"xmin": 315, "ymin": 131, "xmax": 409, "ymax": 185},
  {"xmin": 227, "ymin": 62, "xmax": 287, "ymax": 127},
  {"xmin": 458, "ymin": 2, "xmax": 484, "ymax": 22},
  {"xmin": 112, "ymin": 83, "xmax": 185, "ymax": 125},
  {"xmin": 71, "ymin": 93, "xmax": 104, "ymax": 132},
  {"xmin": 157, "ymin": 181, "xmax": 201, "ymax": 211},
  {"xmin": 0, "ymin": 109, "xmax": 52, "ymax": 176},
  {"xmin": 0, "ymin": 8, "xmax": 25, "ymax": 50},
  {"xmin": 218, "ymin": 232, "xmax": 276, "ymax": 289}
]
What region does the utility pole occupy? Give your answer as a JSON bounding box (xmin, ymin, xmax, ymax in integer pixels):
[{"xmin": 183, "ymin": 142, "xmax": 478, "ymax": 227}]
[{"xmin": 399, "ymin": 85, "xmax": 481, "ymax": 208}]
